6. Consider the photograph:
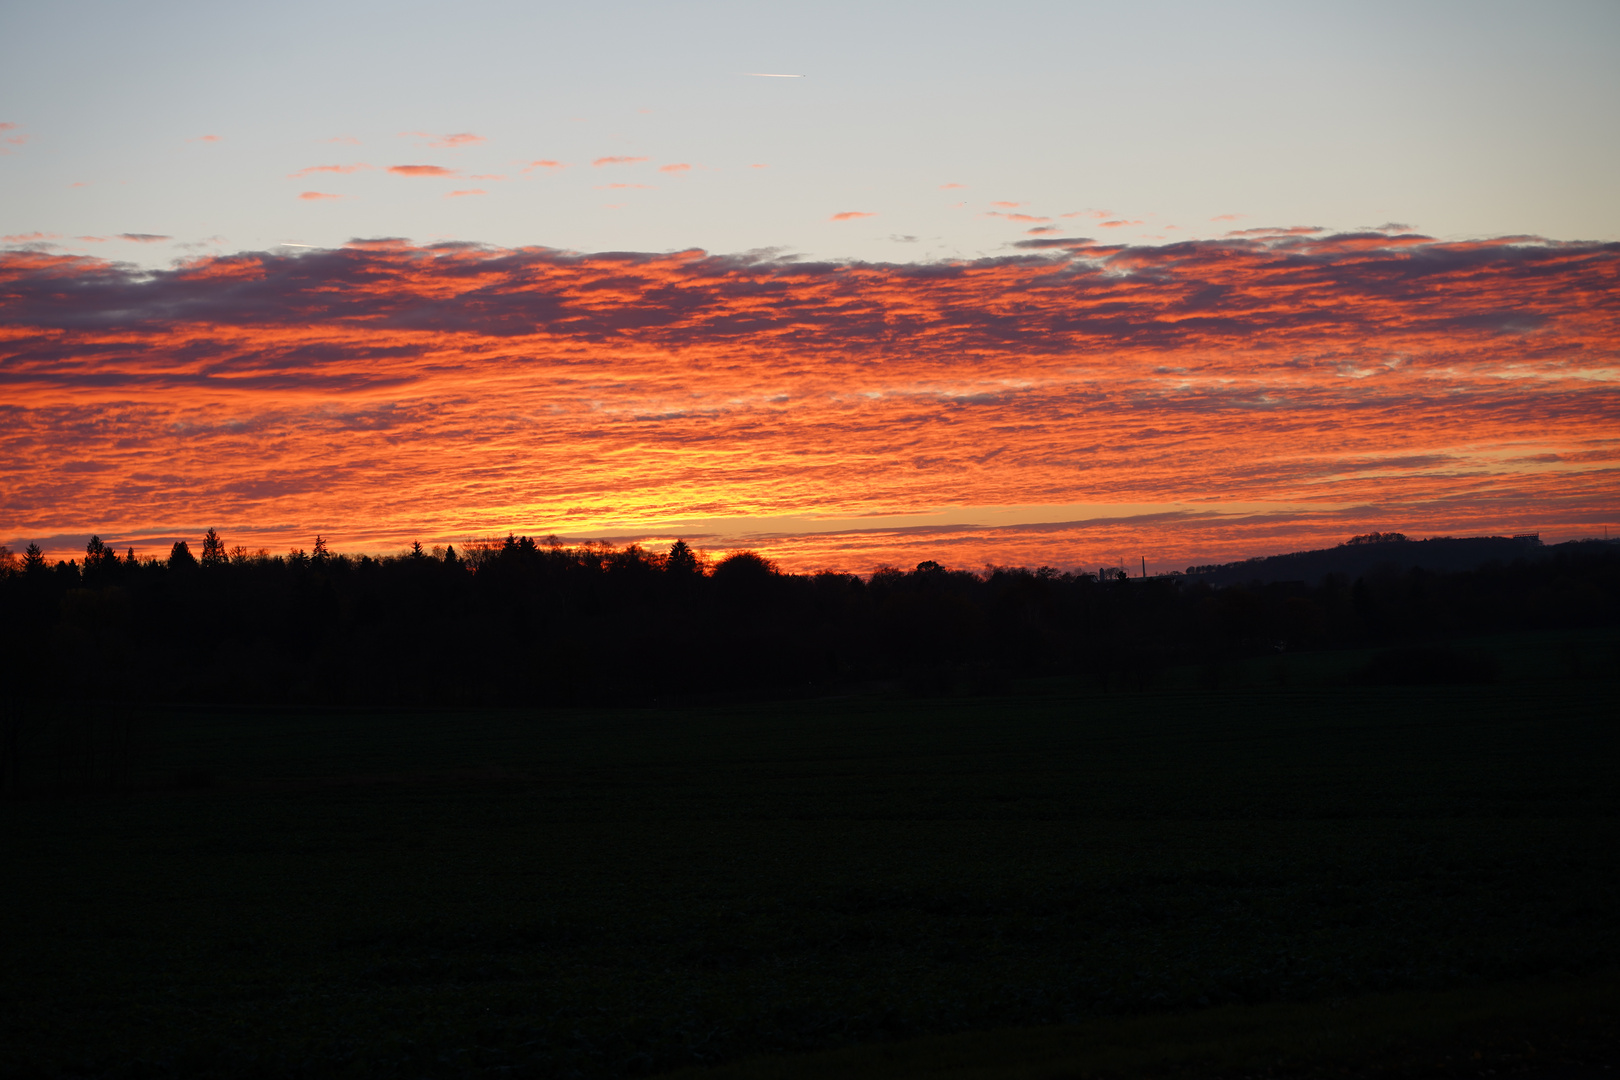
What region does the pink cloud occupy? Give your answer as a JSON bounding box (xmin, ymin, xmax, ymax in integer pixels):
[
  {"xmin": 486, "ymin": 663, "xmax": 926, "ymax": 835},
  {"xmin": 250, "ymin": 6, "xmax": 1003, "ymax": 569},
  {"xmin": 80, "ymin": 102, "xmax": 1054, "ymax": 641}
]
[
  {"xmin": 3, "ymin": 232, "xmax": 59, "ymax": 243},
  {"xmin": 388, "ymin": 165, "xmax": 456, "ymax": 177},
  {"xmin": 189, "ymin": 134, "xmax": 222, "ymax": 143},
  {"xmin": 750, "ymin": 163, "xmax": 768, "ymax": 169},
  {"xmin": 1225, "ymin": 226, "xmax": 1324, "ymax": 237},
  {"xmin": 831, "ymin": 211, "xmax": 875, "ymax": 222},
  {"xmin": 990, "ymin": 201, "xmax": 1023, "ymax": 208},
  {"xmin": 469, "ymin": 174, "xmax": 507, "ymax": 181},
  {"xmin": 940, "ymin": 183, "xmax": 965, "ymax": 190},
  {"xmin": 985, "ymin": 211, "xmax": 1052, "ymax": 223},
  {"xmin": 445, "ymin": 189, "xmax": 486, "ymax": 198},
  {"xmin": 403, "ymin": 131, "xmax": 486, "ymax": 149},
  {"xmin": 288, "ymin": 163, "xmax": 372, "ymax": 178},
  {"xmin": 597, "ymin": 183, "xmax": 653, "ymax": 190},
  {"xmin": 521, "ymin": 160, "xmax": 567, "ymax": 174},
  {"xmin": 1062, "ymin": 210, "xmax": 1114, "ymax": 220},
  {"xmin": 1026, "ymin": 225, "xmax": 1059, "ymax": 235},
  {"xmin": 1100, "ymin": 219, "xmax": 1144, "ymax": 228},
  {"xmin": 1, "ymin": 122, "xmax": 27, "ymax": 153},
  {"xmin": 299, "ymin": 191, "xmax": 342, "ymax": 201},
  {"xmin": 659, "ymin": 163, "xmax": 692, "ymax": 174},
  {"xmin": 118, "ymin": 233, "xmax": 171, "ymax": 243},
  {"xmin": 75, "ymin": 236, "xmax": 108, "ymax": 243},
  {"xmin": 593, "ymin": 156, "xmax": 649, "ymax": 166},
  {"xmin": 325, "ymin": 135, "xmax": 361, "ymax": 145},
  {"xmin": 1211, "ymin": 213, "xmax": 1245, "ymax": 222}
]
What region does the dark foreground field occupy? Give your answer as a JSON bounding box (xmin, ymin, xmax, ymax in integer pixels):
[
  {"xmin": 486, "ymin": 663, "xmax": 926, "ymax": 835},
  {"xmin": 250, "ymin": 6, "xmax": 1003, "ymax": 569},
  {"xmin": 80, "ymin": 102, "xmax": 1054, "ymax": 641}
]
[{"xmin": 2, "ymin": 631, "xmax": 1617, "ymax": 1078}]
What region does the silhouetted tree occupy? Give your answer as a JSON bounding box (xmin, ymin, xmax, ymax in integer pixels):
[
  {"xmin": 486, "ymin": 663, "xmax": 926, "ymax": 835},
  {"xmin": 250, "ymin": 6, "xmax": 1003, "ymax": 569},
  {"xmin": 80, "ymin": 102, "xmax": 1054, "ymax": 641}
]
[
  {"xmin": 22, "ymin": 543, "xmax": 46, "ymax": 574},
  {"xmin": 312, "ymin": 535, "xmax": 330, "ymax": 564},
  {"xmin": 200, "ymin": 528, "xmax": 226, "ymax": 568},
  {"xmin": 168, "ymin": 540, "xmax": 198, "ymax": 570},
  {"xmin": 666, "ymin": 539, "xmax": 700, "ymax": 576}
]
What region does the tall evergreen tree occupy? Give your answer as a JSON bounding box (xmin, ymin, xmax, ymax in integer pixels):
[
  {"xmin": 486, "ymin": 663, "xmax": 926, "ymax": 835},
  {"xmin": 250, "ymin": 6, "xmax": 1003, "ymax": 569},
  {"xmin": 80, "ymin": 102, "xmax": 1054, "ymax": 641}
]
[{"xmin": 200, "ymin": 529, "xmax": 227, "ymax": 568}]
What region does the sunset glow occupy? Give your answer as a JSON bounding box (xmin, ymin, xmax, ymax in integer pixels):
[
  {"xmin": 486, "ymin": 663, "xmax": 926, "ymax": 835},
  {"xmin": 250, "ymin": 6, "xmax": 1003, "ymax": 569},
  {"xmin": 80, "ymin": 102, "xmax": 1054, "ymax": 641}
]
[{"xmin": 4, "ymin": 231, "xmax": 1616, "ymax": 570}]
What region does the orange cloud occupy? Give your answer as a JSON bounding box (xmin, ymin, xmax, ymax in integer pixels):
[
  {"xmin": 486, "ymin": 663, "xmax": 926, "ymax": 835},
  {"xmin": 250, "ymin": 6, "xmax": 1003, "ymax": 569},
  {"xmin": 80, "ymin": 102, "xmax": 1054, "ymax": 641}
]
[
  {"xmin": 990, "ymin": 201, "xmax": 1023, "ymax": 208},
  {"xmin": 2, "ymin": 235, "xmax": 1615, "ymax": 572},
  {"xmin": 593, "ymin": 156, "xmax": 648, "ymax": 166},
  {"xmin": 403, "ymin": 131, "xmax": 486, "ymax": 149},
  {"xmin": 3, "ymin": 232, "xmax": 58, "ymax": 243},
  {"xmin": 190, "ymin": 134, "xmax": 222, "ymax": 143},
  {"xmin": 659, "ymin": 163, "xmax": 692, "ymax": 173},
  {"xmin": 940, "ymin": 183, "xmax": 965, "ymax": 190},
  {"xmin": 445, "ymin": 189, "xmax": 486, "ymax": 198},
  {"xmin": 831, "ymin": 211, "xmax": 875, "ymax": 221},
  {"xmin": 288, "ymin": 163, "xmax": 372, "ymax": 178},
  {"xmin": 598, "ymin": 183, "xmax": 653, "ymax": 190},
  {"xmin": 750, "ymin": 163, "xmax": 768, "ymax": 169},
  {"xmin": 1099, "ymin": 219, "xmax": 1143, "ymax": 228},
  {"xmin": 985, "ymin": 212, "xmax": 1052, "ymax": 223},
  {"xmin": 521, "ymin": 160, "xmax": 567, "ymax": 174},
  {"xmin": 388, "ymin": 165, "xmax": 456, "ymax": 177},
  {"xmin": 299, "ymin": 191, "xmax": 342, "ymax": 201},
  {"xmin": 1211, "ymin": 213, "xmax": 1245, "ymax": 222}
]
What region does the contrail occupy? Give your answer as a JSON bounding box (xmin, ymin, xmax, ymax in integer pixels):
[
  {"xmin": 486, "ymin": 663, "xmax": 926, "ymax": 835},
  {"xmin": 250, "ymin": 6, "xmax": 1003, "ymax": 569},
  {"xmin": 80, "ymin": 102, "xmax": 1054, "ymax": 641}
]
[{"xmin": 744, "ymin": 72, "xmax": 805, "ymax": 78}]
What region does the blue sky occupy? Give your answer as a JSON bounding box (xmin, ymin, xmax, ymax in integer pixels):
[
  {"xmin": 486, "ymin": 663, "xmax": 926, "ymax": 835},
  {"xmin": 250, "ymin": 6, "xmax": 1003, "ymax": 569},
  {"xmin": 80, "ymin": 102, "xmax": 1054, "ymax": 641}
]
[{"xmin": 3, "ymin": 0, "xmax": 1617, "ymax": 266}]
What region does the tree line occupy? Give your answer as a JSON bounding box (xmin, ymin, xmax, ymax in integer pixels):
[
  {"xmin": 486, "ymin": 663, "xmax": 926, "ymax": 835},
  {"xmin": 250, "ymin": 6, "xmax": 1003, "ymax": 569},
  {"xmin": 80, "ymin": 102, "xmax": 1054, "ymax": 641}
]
[{"xmin": 0, "ymin": 531, "xmax": 1616, "ymax": 708}]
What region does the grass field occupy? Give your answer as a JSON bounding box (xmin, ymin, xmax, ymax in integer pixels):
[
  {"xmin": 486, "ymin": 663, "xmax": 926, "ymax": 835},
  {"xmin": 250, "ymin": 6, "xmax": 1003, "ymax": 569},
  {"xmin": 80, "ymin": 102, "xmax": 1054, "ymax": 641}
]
[{"xmin": 2, "ymin": 631, "xmax": 1616, "ymax": 1077}]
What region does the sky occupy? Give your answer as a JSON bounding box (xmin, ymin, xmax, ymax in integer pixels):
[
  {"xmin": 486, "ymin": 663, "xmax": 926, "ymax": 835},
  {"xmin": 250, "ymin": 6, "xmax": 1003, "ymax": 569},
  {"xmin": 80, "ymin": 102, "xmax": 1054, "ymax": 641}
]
[{"xmin": 3, "ymin": 0, "xmax": 1618, "ymax": 570}]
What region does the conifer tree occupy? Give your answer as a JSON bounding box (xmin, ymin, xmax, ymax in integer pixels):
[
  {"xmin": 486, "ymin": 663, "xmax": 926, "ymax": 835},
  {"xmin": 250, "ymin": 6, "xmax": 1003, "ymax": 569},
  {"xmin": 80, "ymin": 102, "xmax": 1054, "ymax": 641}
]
[{"xmin": 200, "ymin": 528, "xmax": 226, "ymax": 568}]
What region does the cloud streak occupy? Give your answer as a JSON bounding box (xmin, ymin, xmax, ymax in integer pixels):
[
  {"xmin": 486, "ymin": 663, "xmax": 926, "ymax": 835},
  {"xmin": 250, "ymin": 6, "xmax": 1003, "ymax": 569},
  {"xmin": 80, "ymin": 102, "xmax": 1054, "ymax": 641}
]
[
  {"xmin": 288, "ymin": 163, "xmax": 372, "ymax": 178},
  {"xmin": 408, "ymin": 132, "xmax": 485, "ymax": 148},
  {"xmin": 2, "ymin": 233, "xmax": 1615, "ymax": 569}
]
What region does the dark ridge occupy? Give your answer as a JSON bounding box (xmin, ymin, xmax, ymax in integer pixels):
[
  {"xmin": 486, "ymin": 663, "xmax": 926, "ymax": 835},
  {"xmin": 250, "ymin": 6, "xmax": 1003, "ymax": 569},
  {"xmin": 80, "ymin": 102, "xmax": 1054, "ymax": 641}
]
[{"xmin": 1180, "ymin": 533, "xmax": 1552, "ymax": 586}]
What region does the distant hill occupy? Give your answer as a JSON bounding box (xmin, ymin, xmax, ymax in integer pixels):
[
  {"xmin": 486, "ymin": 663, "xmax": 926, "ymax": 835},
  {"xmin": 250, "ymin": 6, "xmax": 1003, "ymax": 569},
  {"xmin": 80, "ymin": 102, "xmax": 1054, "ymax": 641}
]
[{"xmin": 1177, "ymin": 533, "xmax": 1599, "ymax": 587}]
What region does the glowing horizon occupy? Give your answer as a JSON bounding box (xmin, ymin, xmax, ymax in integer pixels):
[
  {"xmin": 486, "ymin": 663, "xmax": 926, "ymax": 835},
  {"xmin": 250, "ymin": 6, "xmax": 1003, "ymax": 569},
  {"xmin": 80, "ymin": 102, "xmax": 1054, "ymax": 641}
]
[{"xmin": 4, "ymin": 230, "xmax": 1616, "ymax": 572}]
